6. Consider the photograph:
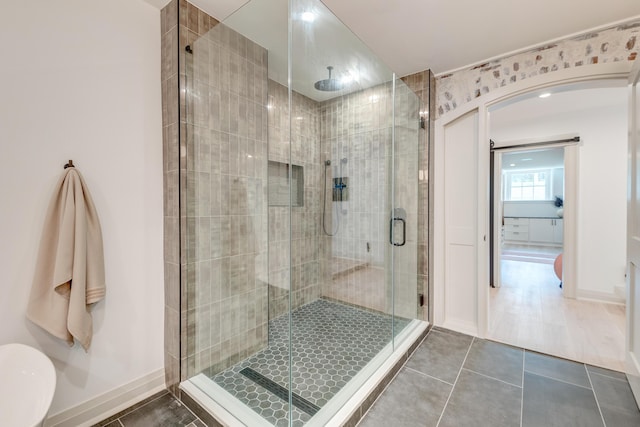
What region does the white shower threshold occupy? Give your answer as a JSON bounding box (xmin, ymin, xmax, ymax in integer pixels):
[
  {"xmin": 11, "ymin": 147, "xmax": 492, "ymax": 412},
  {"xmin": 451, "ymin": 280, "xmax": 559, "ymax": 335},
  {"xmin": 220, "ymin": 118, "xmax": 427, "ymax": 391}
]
[{"xmin": 180, "ymin": 318, "xmax": 428, "ymax": 426}]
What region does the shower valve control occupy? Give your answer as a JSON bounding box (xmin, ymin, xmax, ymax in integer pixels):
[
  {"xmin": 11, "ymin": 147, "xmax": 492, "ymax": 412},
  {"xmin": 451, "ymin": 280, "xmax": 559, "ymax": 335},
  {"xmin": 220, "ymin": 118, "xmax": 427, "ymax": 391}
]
[{"xmin": 332, "ymin": 177, "xmax": 349, "ymax": 202}]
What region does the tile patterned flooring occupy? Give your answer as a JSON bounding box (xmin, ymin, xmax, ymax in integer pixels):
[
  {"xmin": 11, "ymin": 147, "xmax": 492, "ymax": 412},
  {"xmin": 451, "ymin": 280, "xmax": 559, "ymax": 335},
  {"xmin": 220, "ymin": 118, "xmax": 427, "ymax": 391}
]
[
  {"xmin": 94, "ymin": 327, "xmax": 640, "ymax": 427},
  {"xmin": 360, "ymin": 327, "xmax": 640, "ymax": 427},
  {"xmin": 92, "ymin": 391, "xmax": 205, "ymax": 427},
  {"xmin": 210, "ymin": 299, "xmax": 410, "ymax": 426}
]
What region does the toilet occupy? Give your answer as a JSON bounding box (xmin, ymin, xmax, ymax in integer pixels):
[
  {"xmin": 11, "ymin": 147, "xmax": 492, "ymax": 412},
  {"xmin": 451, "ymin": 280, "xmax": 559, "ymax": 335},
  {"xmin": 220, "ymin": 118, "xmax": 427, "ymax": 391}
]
[{"xmin": 0, "ymin": 343, "xmax": 56, "ymax": 427}]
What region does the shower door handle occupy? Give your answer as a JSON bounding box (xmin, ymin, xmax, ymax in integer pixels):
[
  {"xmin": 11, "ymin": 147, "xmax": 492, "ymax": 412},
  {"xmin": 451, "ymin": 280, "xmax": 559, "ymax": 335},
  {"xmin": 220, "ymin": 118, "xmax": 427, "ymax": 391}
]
[{"xmin": 390, "ymin": 208, "xmax": 407, "ymax": 247}]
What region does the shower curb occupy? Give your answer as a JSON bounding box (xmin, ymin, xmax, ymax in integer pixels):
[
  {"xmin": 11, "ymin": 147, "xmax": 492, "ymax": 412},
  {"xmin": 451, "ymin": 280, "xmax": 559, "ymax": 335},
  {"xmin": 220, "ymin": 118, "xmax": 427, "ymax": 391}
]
[{"xmin": 178, "ymin": 324, "xmax": 431, "ymax": 427}]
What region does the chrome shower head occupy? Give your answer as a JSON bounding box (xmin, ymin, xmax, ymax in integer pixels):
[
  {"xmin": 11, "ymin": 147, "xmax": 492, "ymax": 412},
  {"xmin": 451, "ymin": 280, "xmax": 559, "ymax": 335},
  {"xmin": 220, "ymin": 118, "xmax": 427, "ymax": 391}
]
[{"xmin": 314, "ymin": 66, "xmax": 343, "ymax": 92}]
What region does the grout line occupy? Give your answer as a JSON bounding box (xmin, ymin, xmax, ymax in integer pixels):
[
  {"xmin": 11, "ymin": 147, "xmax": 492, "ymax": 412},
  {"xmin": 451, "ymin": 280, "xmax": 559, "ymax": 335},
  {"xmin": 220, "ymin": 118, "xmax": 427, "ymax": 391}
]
[
  {"xmin": 523, "ymin": 370, "xmax": 594, "ymax": 391},
  {"xmin": 588, "ymin": 370, "xmax": 629, "ymax": 383},
  {"xmin": 435, "ymin": 336, "xmax": 475, "ymax": 427},
  {"xmin": 357, "ymin": 348, "xmax": 421, "ymax": 425},
  {"xmin": 117, "ymin": 421, "xmax": 124, "ymax": 427},
  {"xmin": 99, "ymin": 390, "xmax": 169, "ymax": 426},
  {"xmin": 585, "ymin": 366, "xmax": 608, "ymax": 427},
  {"xmin": 520, "ymin": 349, "xmax": 525, "ymax": 427},
  {"xmin": 180, "ymin": 397, "xmax": 204, "ymax": 426},
  {"xmin": 462, "ymin": 368, "xmax": 523, "ymax": 389},
  {"xmin": 404, "ymin": 366, "xmax": 455, "ymax": 386}
]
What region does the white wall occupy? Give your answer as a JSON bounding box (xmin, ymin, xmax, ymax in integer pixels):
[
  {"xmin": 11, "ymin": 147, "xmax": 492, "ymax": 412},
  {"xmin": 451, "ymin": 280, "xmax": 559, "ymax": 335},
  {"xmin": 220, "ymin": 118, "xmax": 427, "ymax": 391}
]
[
  {"xmin": 492, "ymin": 97, "xmax": 627, "ymax": 300},
  {"xmin": 0, "ymin": 0, "xmax": 164, "ymax": 417}
]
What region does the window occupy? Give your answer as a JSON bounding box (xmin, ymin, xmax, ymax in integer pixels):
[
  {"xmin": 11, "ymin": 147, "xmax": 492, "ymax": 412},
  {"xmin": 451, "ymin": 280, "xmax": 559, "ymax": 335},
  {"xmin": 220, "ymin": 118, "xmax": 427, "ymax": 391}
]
[{"xmin": 503, "ymin": 170, "xmax": 551, "ymax": 201}]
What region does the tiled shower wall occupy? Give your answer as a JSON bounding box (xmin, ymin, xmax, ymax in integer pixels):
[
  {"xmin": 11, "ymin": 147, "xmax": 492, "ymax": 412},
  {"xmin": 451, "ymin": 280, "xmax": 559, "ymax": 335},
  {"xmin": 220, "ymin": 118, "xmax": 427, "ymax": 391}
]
[
  {"xmin": 267, "ymin": 81, "xmax": 323, "ymax": 319},
  {"xmin": 185, "ymin": 6, "xmax": 270, "ymax": 377},
  {"xmin": 401, "ymin": 70, "xmax": 435, "ymax": 322},
  {"xmin": 319, "ymin": 84, "xmax": 393, "ymax": 313},
  {"xmin": 318, "ymin": 81, "xmax": 422, "ymax": 320},
  {"xmin": 160, "ymin": 0, "xmax": 180, "ymax": 394},
  {"xmin": 392, "ymin": 81, "xmax": 421, "ymax": 320},
  {"xmin": 436, "ymin": 21, "xmax": 640, "ymax": 117},
  {"xmin": 163, "ymin": 0, "xmax": 326, "ymax": 384}
]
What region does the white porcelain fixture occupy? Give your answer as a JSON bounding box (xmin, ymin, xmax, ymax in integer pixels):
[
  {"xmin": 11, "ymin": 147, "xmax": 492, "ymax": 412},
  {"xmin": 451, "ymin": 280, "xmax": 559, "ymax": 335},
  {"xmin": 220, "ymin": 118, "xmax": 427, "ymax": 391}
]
[{"xmin": 0, "ymin": 343, "xmax": 56, "ymax": 427}]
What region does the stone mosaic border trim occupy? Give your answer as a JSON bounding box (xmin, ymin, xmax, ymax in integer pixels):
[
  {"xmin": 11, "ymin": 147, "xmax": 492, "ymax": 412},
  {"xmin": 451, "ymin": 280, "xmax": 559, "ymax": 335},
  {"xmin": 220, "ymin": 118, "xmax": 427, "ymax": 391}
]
[{"xmin": 436, "ymin": 21, "xmax": 640, "ymax": 118}]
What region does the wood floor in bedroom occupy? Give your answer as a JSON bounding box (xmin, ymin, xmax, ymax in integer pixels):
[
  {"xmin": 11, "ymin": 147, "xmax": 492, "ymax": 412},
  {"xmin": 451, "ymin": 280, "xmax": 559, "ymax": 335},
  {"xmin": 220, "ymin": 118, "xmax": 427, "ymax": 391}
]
[{"xmin": 488, "ymin": 254, "xmax": 626, "ymax": 372}]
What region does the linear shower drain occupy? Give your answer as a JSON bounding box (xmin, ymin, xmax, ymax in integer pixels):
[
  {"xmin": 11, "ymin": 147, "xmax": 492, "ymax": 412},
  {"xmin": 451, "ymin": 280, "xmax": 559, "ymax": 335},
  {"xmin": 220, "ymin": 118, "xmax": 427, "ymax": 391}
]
[{"xmin": 239, "ymin": 367, "xmax": 320, "ymax": 416}]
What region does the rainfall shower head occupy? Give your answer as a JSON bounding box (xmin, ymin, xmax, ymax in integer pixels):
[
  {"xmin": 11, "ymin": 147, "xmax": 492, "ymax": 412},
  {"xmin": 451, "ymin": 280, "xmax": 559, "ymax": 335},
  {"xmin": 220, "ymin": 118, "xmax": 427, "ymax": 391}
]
[{"xmin": 314, "ymin": 66, "xmax": 343, "ymax": 92}]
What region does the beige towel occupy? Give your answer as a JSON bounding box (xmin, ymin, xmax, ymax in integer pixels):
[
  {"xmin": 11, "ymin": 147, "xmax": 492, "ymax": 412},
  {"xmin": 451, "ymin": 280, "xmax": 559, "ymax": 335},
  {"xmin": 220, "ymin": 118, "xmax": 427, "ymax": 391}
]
[{"xmin": 27, "ymin": 168, "xmax": 105, "ymax": 351}]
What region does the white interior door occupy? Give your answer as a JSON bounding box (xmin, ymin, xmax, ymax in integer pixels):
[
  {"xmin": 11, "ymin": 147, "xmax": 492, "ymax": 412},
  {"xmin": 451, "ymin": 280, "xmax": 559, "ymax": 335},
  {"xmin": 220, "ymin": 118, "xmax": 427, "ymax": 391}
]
[
  {"xmin": 627, "ymin": 60, "xmax": 640, "ymax": 406},
  {"xmin": 435, "ymin": 110, "xmax": 479, "ymax": 334}
]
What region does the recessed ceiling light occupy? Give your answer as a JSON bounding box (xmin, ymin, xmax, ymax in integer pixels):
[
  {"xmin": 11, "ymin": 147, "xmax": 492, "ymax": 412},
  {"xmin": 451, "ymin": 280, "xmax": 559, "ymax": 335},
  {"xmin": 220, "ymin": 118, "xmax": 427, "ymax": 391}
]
[
  {"xmin": 301, "ymin": 12, "xmax": 316, "ymax": 22},
  {"xmin": 521, "ymin": 158, "xmax": 532, "ymax": 161},
  {"xmin": 539, "ymin": 93, "xmax": 551, "ymax": 98},
  {"xmin": 510, "ymin": 163, "xmax": 516, "ymax": 167}
]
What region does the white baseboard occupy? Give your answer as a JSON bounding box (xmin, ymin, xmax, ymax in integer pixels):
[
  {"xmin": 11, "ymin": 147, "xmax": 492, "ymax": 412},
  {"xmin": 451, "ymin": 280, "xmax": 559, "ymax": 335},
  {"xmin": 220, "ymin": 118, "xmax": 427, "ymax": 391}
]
[
  {"xmin": 576, "ymin": 288, "xmax": 625, "ymax": 305},
  {"xmin": 44, "ymin": 369, "xmax": 165, "ymax": 427},
  {"xmin": 614, "ymin": 283, "xmax": 626, "ymax": 300}
]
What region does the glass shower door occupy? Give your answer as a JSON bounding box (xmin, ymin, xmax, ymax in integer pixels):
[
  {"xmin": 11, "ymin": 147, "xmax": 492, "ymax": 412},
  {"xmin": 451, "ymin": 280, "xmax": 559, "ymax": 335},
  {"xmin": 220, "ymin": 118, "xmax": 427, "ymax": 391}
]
[
  {"xmin": 391, "ymin": 77, "xmax": 421, "ymax": 330},
  {"xmin": 179, "ymin": 0, "xmax": 423, "ymax": 425},
  {"xmin": 288, "ymin": 1, "xmax": 421, "ymax": 424}
]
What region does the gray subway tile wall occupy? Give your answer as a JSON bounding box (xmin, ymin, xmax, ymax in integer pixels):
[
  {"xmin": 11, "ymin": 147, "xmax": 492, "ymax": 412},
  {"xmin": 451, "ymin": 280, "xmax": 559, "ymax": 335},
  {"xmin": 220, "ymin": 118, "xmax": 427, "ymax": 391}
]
[
  {"xmin": 267, "ymin": 80, "xmax": 323, "ymax": 320},
  {"xmin": 184, "ymin": 2, "xmax": 270, "ymax": 378},
  {"xmin": 161, "ymin": 0, "xmax": 181, "ymax": 394}
]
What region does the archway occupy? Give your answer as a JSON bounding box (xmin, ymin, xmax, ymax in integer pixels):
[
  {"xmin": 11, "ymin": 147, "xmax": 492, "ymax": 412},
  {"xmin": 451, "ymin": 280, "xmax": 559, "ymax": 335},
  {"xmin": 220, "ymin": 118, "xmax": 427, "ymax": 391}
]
[{"xmin": 433, "ymin": 62, "xmax": 633, "ymax": 338}]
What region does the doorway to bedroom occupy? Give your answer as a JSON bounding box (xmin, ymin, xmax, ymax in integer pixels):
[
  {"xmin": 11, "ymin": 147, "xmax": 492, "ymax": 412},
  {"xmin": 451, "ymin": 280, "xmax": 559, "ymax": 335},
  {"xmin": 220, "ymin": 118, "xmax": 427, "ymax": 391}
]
[{"xmin": 487, "ymin": 85, "xmax": 627, "ymax": 372}]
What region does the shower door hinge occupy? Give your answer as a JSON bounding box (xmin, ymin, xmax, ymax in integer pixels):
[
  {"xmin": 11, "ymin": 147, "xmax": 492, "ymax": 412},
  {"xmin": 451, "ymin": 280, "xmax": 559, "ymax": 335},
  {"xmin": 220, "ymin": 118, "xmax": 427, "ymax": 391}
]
[{"xmin": 419, "ymin": 293, "xmax": 425, "ymax": 307}]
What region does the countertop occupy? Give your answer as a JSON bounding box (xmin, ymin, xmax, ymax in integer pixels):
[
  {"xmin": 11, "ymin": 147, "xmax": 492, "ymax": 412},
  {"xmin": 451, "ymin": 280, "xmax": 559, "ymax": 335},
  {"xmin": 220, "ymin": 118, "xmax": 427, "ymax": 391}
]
[{"xmin": 504, "ymin": 216, "xmax": 563, "ymax": 219}]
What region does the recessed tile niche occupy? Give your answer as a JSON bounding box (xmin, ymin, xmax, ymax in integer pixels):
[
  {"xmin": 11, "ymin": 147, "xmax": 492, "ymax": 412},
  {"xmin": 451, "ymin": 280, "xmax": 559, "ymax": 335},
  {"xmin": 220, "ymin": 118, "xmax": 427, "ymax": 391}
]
[{"xmin": 268, "ymin": 161, "xmax": 304, "ymax": 207}]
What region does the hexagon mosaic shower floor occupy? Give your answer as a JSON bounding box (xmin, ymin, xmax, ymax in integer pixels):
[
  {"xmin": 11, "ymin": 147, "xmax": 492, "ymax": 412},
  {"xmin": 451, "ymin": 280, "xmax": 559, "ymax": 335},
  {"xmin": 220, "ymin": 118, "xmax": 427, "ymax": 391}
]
[{"xmin": 210, "ymin": 299, "xmax": 411, "ymax": 426}]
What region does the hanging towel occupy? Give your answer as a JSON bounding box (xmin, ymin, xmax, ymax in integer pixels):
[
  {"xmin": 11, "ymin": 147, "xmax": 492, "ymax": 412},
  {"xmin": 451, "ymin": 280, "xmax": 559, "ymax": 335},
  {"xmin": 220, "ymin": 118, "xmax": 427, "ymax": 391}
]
[{"xmin": 27, "ymin": 167, "xmax": 105, "ymax": 351}]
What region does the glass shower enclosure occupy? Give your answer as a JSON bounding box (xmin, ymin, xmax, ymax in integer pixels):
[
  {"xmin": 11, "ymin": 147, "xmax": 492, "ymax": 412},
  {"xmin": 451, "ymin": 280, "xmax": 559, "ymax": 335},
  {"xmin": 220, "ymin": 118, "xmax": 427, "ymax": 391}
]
[{"xmin": 178, "ymin": 0, "xmax": 426, "ymax": 425}]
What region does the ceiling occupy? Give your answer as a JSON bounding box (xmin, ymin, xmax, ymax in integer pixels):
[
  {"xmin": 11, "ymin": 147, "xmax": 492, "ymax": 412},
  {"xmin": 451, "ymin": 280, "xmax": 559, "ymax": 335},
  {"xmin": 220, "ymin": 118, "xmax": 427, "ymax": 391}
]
[
  {"xmin": 491, "ymin": 86, "xmax": 628, "ymax": 129},
  {"xmin": 222, "ymin": 0, "xmax": 395, "ymax": 101},
  {"xmin": 178, "ymin": 0, "xmax": 640, "ymax": 77},
  {"xmin": 502, "ymin": 148, "xmax": 564, "ymax": 171},
  {"xmin": 491, "ymin": 86, "xmax": 627, "ymax": 170},
  {"xmin": 144, "ymin": 0, "xmax": 640, "ymax": 101}
]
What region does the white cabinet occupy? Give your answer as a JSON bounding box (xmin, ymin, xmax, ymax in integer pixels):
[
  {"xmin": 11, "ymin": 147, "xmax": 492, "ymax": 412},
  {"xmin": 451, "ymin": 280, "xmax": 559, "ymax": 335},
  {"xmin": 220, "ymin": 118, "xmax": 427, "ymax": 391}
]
[
  {"xmin": 553, "ymin": 219, "xmax": 563, "ymax": 244},
  {"xmin": 529, "ymin": 219, "xmax": 555, "ymax": 243},
  {"xmin": 504, "ymin": 217, "xmax": 529, "ymax": 242},
  {"xmin": 503, "ymin": 217, "xmax": 563, "ymax": 246}
]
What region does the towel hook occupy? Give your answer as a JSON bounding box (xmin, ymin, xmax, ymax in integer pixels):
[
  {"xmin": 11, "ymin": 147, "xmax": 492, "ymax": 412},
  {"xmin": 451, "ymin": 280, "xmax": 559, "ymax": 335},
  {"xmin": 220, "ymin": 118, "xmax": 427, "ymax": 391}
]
[{"xmin": 64, "ymin": 160, "xmax": 74, "ymax": 169}]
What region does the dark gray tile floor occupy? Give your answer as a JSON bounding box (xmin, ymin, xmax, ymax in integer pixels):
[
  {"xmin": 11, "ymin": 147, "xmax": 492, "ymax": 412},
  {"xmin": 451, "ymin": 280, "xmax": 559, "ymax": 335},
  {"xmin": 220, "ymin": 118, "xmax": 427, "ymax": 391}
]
[
  {"xmin": 92, "ymin": 391, "xmax": 205, "ymax": 427},
  {"xmin": 360, "ymin": 327, "xmax": 640, "ymax": 427},
  {"xmin": 94, "ymin": 328, "xmax": 640, "ymax": 427}
]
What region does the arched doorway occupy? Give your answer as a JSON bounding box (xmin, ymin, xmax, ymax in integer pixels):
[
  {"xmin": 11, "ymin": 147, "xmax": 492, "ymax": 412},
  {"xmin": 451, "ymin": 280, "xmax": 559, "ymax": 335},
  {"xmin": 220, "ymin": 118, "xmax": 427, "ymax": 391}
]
[{"xmin": 433, "ymin": 62, "xmax": 632, "ymax": 339}]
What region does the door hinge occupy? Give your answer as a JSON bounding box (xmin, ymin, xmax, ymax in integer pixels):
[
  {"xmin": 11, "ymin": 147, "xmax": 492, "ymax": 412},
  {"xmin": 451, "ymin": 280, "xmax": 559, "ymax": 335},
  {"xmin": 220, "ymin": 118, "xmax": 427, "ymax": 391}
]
[{"xmin": 419, "ymin": 293, "xmax": 425, "ymax": 307}]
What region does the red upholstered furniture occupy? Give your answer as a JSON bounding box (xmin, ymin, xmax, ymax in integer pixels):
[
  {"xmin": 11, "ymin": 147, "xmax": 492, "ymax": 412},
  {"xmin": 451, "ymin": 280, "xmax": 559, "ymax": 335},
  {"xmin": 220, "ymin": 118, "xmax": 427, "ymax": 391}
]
[{"xmin": 554, "ymin": 253, "xmax": 563, "ymax": 288}]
